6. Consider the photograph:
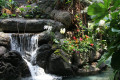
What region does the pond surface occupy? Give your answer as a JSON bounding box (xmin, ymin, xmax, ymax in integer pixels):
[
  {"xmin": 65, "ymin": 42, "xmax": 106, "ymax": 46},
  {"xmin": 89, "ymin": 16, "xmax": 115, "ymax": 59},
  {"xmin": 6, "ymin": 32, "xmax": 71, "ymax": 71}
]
[{"xmin": 63, "ymin": 68, "xmax": 113, "ymax": 80}]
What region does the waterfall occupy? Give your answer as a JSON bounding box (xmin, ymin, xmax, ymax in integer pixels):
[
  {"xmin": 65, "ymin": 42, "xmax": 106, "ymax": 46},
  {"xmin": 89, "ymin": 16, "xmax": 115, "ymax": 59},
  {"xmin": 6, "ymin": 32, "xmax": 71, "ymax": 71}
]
[{"xmin": 9, "ymin": 33, "xmax": 62, "ymax": 80}]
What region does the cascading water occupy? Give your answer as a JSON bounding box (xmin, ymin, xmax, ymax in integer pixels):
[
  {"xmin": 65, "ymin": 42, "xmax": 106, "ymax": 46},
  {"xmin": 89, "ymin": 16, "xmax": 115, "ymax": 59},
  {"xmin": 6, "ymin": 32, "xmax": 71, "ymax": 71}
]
[{"xmin": 9, "ymin": 33, "xmax": 62, "ymax": 80}]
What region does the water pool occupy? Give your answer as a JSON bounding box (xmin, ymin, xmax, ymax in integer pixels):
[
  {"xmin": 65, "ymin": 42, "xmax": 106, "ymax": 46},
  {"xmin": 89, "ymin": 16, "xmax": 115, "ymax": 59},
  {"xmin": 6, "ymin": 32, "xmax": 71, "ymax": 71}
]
[{"xmin": 63, "ymin": 68, "xmax": 113, "ymax": 80}]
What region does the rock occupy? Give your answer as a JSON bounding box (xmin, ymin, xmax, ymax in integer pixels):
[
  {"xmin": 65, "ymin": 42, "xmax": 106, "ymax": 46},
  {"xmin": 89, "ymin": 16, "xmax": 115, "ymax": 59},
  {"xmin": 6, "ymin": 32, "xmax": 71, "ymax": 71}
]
[
  {"xmin": 77, "ymin": 62, "xmax": 100, "ymax": 76},
  {"xmin": 46, "ymin": 50, "xmax": 74, "ymax": 76},
  {"xmin": 0, "ymin": 51, "xmax": 31, "ymax": 80},
  {"xmin": 37, "ymin": 0, "xmax": 54, "ymax": 13},
  {"xmin": 89, "ymin": 50, "xmax": 101, "ymax": 62},
  {"xmin": 0, "ymin": 46, "xmax": 7, "ymax": 55},
  {"xmin": 77, "ymin": 62, "xmax": 107, "ymax": 76},
  {"xmin": 54, "ymin": 31, "xmax": 65, "ymax": 40},
  {"xmin": 50, "ymin": 10, "xmax": 72, "ymax": 27},
  {"xmin": 37, "ymin": 0, "xmax": 72, "ymax": 27},
  {"xmin": 36, "ymin": 44, "xmax": 52, "ymax": 68},
  {"xmin": 0, "ymin": 18, "xmax": 65, "ymax": 32},
  {"xmin": 71, "ymin": 53, "xmax": 89, "ymax": 67},
  {"xmin": 0, "ymin": 32, "xmax": 10, "ymax": 47},
  {"xmin": 38, "ymin": 32, "xmax": 51, "ymax": 46}
]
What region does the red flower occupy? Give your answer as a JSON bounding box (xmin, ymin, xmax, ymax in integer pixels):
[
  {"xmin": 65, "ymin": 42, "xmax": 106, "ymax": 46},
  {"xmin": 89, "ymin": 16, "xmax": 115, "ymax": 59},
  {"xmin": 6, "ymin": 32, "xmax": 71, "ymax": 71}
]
[
  {"xmin": 73, "ymin": 49, "xmax": 75, "ymax": 51},
  {"xmin": 79, "ymin": 37, "xmax": 83, "ymax": 41},
  {"xmin": 85, "ymin": 35, "xmax": 89, "ymax": 38},
  {"xmin": 90, "ymin": 44, "xmax": 94, "ymax": 47},
  {"xmin": 73, "ymin": 36, "xmax": 76, "ymax": 40},
  {"xmin": 76, "ymin": 15, "xmax": 79, "ymax": 18},
  {"xmin": 77, "ymin": 29, "xmax": 80, "ymax": 32},
  {"xmin": 76, "ymin": 51, "xmax": 79, "ymax": 53}
]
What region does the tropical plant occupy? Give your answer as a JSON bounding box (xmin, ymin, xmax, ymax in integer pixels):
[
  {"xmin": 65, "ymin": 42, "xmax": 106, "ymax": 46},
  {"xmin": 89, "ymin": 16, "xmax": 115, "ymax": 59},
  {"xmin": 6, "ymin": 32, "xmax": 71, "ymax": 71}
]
[
  {"xmin": 61, "ymin": 34, "xmax": 95, "ymax": 55},
  {"xmin": 0, "ymin": 0, "xmax": 8, "ymax": 8},
  {"xmin": 87, "ymin": 0, "xmax": 120, "ymax": 79},
  {"xmin": 7, "ymin": 0, "xmax": 17, "ymax": 12}
]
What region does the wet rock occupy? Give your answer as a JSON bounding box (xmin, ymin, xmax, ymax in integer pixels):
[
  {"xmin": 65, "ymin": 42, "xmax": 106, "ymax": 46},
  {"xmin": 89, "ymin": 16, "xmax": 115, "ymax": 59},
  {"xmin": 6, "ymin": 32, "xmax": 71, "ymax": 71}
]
[
  {"xmin": 36, "ymin": 44, "xmax": 52, "ymax": 68},
  {"xmin": 0, "ymin": 18, "xmax": 64, "ymax": 32},
  {"xmin": 54, "ymin": 31, "xmax": 65, "ymax": 40},
  {"xmin": 46, "ymin": 50, "xmax": 74, "ymax": 76},
  {"xmin": 0, "ymin": 46, "xmax": 7, "ymax": 55},
  {"xmin": 0, "ymin": 51, "xmax": 31, "ymax": 80},
  {"xmin": 0, "ymin": 32, "xmax": 10, "ymax": 47},
  {"xmin": 38, "ymin": 33, "xmax": 51, "ymax": 46}
]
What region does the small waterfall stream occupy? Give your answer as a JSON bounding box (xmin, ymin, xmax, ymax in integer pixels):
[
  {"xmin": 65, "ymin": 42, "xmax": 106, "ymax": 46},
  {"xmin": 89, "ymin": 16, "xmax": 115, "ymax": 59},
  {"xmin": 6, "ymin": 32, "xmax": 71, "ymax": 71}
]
[{"xmin": 9, "ymin": 33, "xmax": 62, "ymax": 80}]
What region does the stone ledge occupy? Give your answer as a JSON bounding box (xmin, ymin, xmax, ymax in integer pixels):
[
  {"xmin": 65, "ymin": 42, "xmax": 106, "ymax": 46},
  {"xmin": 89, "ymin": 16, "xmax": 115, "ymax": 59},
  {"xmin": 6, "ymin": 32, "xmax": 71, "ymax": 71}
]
[{"xmin": 0, "ymin": 18, "xmax": 65, "ymax": 33}]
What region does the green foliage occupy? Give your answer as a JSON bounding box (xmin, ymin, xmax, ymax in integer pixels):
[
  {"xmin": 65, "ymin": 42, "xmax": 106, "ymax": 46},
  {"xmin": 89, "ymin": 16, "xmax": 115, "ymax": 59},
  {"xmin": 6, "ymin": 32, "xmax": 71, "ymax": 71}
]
[
  {"xmin": 87, "ymin": 0, "xmax": 120, "ymax": 74},
  {"xmin": 88, "ymin": 3, "xmax": 108, "ymax": 22},
  {"xmin": 7, "ymin": 0, "xmax": 17, "ymax": 10},
  {"xmin": 23, "ymin": 5, "xmax": 50, "ymax": 18},
  {"xmin": 61, "ymin": 35, "xmax": 95, "ymax": 55},
  {"xmin": 0, "ymin": 0, "xmax": 8, "ymax": 8}
]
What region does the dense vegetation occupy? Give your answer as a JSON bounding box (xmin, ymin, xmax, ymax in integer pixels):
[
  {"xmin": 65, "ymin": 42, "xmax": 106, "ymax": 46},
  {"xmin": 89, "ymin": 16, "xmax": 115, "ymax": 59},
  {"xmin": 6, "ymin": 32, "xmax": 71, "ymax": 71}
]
[{"xmin": 0, "ymin": 0, "xmax": 120, "ymax": 79}]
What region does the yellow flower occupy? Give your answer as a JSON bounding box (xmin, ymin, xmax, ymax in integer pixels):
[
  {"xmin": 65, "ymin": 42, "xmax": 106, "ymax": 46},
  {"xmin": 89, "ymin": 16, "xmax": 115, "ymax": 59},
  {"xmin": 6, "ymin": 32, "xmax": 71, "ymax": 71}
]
[
  {"xmin": 75, "ymin": 39, "xmax": 79, "ymax": 44},
  {"xmin": 60, "ymin": 28, "xmax": 66, "ymax": 34}
]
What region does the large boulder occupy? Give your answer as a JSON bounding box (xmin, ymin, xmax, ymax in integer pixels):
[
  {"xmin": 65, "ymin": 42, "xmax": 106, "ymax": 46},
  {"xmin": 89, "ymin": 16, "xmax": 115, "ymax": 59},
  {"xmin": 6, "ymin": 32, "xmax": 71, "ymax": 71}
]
[
  {"xmin": 0, "ymin": 18, "xmax": 65, "ymax": 32},
  {"xmin": 36, "ymin": 44, "xmax": 52, "ymax": 68},
  {"xmin": 50, "ymin": 10, "xmax": 72, "ymax": 27},
  {"xmin": 46, "ymin": 50, "xmax": 74, "ymax": 76},
  {"xmin": 0, "ymin": 51, "xmax": 31, "ymax": 80}
]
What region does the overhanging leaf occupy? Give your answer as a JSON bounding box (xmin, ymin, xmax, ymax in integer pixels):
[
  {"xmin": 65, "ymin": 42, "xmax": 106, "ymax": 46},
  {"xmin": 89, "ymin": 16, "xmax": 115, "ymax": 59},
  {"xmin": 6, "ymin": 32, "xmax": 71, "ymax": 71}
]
[
  {"xmin": 87, "ymin": 3, "xmax": 108, "ymax": 22},
  {"xmin": 104, "ymin": 0, "xmax": 111, "ymax": 9}
]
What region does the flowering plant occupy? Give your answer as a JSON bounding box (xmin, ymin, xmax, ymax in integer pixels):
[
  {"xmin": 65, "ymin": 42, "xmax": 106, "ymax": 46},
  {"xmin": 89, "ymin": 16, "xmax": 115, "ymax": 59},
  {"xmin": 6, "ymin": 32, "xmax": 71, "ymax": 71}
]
[{"xmin": 61, "ymin": 34, "xmax": 95, "ymax": 55}]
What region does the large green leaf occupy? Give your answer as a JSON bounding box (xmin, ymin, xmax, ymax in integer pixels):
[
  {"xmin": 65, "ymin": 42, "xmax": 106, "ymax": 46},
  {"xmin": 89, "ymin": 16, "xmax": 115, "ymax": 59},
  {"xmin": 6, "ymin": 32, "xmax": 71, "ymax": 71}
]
[
  {"xmin": 87, "ymin": 3, "xmax": 108, "ymax": 22},
  {"xmin": 98, "ymin": 52, "xmax": 113, "ymax": 67},
  {"xmin": 104, "ymin": 0, "xmax": 111, "ymax": 9}
]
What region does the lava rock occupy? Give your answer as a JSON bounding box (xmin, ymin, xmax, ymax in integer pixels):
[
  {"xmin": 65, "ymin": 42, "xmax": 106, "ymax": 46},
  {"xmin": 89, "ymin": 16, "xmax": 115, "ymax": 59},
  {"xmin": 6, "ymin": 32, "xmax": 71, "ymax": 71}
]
[
  {"xmin": 0, "ymin": 32, "xmax": 10, "ymax": 48},
  {"xmin": 46, "ymin": 50, "xmax": 74, "ymax": 76},
  {"xmin": 36, "ymin": 44, "xmax": 52, "ymax": 68},
  {"xmin": 0, "ymin": 50, "xmax": 31, "ymax": 80},
  {"xmin": 38, "ymin": 33, "xmax": 51, "ymax": 46},
  {"xmin": 50, "ymin": 10, "xmax": 72, "ymax": 27},
  {"xmin": 0, "ymin": 46, "xmax": 7, "ymax": 55}
]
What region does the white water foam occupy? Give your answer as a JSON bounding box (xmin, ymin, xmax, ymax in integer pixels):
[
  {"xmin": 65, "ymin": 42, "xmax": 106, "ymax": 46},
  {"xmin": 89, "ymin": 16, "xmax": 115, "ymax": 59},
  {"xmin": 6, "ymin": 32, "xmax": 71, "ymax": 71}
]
[{"xmin": 9, "ymin": 33, "xmax": 62, "ymax": 80}]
